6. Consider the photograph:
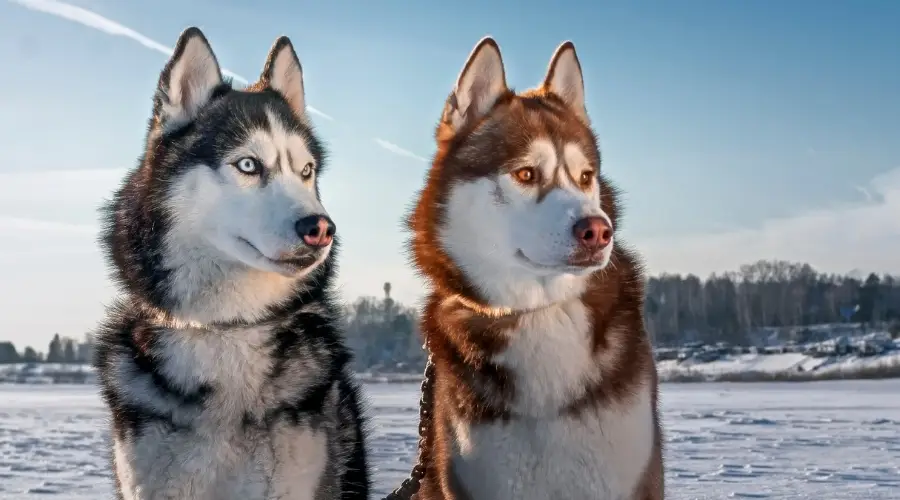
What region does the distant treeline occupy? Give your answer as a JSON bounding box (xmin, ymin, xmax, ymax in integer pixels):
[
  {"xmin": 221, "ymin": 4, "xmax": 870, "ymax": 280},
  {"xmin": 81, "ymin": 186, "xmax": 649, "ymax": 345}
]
[
  {"xmin": 646, "ymin": 260, "xmax": 900, "ymax": 346},
  {"xmin": 345, "ymin": 260, "xmax": 900, "ymax": 370},
  {"xmin": 343, "ymin": 282, "xmax": 424, "ymax": 372},
  {"xmin": 3, "ymin": 260, "xmax": 899, "ymax": 368},
  {"xmin": 0, "ymin": 333, "xmax": 93, "ymax": 364}
]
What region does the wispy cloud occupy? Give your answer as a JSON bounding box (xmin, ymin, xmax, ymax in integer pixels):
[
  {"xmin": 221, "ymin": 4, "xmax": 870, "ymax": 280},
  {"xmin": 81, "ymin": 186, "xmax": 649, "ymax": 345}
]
[
  {"xmin": 11, "ymin": 0, "xmax": 437, "ymax": 161},
  {"xmin": 9, "ymin": 0, "xmax": 338, "ymax": 120},
  {"xmin": 855, "ymin": 185, "xmax": 874, "ymax": 202},
  {"xmin": 373, "ymin": 138, "xmax": 429, "ymax": 163},
  {"xmin": 640, "ymin": 167, "xmax": 900, "ymax": 277}
]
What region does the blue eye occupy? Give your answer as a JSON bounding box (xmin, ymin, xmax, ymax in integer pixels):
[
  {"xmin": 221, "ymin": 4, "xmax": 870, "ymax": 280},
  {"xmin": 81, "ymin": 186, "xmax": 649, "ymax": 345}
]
[{"xmin": 235, "ymin": 157, "xmax": 262, "ymax": 175}]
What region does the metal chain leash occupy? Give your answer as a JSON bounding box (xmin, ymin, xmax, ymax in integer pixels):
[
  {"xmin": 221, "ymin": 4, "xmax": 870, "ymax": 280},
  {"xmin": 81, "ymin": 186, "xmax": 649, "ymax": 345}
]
[{"xmin": 380, "ymin": 347, "xmax": 436, "ymax": 500}]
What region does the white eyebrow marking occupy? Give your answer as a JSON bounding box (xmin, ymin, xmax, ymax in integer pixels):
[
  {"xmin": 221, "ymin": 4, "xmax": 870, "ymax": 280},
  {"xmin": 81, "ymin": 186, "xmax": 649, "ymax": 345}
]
[
  {"xmin": 523, "ymin": 139, "xmax": 557, "ymax": 179},
  {"xmin": 563, "ymin": 142, "xmax": 590, "ymax": 183}
]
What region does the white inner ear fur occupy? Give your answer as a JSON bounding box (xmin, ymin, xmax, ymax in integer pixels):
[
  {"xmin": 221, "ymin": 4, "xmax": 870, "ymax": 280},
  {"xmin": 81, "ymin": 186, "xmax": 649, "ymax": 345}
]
[
  {"xmin": 159, "ymin": 36, "xmax": 222, "ymax": 131},
  {"xmin": 545, "ymin": 43, "xmax": 588, "ymax": 123},
  {"xmin": 268, "ymin": 46, "xmax": 306, "ymax": 120},
  {"xmin": 447, "ymin": 38, "xmax": 507, "ymax": 131}
]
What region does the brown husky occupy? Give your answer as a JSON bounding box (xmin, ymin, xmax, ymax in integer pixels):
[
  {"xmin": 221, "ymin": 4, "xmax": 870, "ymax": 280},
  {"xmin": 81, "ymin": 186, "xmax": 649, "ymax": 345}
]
[{"xmin": 405, "ymin": 37, "xmax": 664, "ymax": 499}]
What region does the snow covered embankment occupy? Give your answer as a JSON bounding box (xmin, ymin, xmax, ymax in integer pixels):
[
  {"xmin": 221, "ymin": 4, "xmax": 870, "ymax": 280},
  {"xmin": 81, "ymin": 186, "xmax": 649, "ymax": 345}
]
[{"xmin": 659, "ymin": 350, "xmax": 900, "ymax": 382}]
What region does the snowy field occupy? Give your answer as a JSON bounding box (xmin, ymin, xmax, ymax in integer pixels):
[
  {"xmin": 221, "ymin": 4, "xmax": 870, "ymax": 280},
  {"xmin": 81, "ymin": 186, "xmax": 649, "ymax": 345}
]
[{"xmin": 1, "ymin": 382, "xmax": 899, "ymax": 499}]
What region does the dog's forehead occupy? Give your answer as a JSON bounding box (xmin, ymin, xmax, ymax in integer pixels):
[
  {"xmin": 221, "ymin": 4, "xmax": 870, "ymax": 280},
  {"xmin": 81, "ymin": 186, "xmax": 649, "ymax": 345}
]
[
  {"xmin": 213, "ymin": 92, "xmax": 319, "ymax": 170},
  {"xmin": 447, "ymin": 95, "xmax": 598, "ymax": 182},
  {"xmin": 244, "ymin": 111, "xmax": 313, "ymax": 166},
  {"xmin": 500, "ymin": 97, "xmax": 597, "ymax": 164},
  {"xmin": 523, "ymin": 139, "xmax": 593, "ymax": 174}
]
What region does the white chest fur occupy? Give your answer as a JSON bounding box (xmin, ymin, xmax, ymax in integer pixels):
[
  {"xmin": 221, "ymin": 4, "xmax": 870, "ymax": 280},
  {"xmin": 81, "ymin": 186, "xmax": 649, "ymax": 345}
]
[
  {"xmin": 451, "ymin": 301, "xmax": 655, "ymax": 499},
  {"xmin": 450, "ymin": 386, "xmax": 654, "ymax": 500},
  {"xmin": 492, "ymin": 300, "xmax": 598, "ymax": 417},
  {"xmin": 114, "ymin": 420, "xmax": 329, "ymax": 500},
  {"xmin": 110, "ymin": 322, "xmax": 334, "ymax": 499},
  {"xmin": 151, "ymin": 323, "xmax": 324, "ymax": 420}
]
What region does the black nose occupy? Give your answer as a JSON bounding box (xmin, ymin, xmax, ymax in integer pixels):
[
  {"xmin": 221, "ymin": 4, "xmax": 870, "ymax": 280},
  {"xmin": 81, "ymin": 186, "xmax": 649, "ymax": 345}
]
[{"xmin": 295, "ymin": 215, "xmax": 336, "ymax": 248}]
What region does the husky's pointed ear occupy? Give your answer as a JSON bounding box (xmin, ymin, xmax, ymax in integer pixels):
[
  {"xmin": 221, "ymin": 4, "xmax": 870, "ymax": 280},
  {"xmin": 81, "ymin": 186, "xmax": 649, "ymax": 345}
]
[
  {"xmin": 154, "ymin": 27, "xmax": 223, "ymax": 130},
  {"xmin": 543, "ymin": 41, "xmax": 588, "ymax": 123},
  {"xmin": 441, "ymin": 36, "xmax": 508, "ymax": 133},
  {"xmin": 260, "ymin": 36, "xmax": 306, "ymax": 119}
]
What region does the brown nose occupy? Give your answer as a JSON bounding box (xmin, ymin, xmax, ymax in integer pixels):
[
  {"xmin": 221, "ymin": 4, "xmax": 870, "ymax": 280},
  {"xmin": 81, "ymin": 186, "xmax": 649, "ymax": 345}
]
[
  {"xmin": 295, "ymin": 215, "xmax": 336, "ymax": 248},
  {"xmin": 572, "ymin": 216, "xmax": 613, "ymax": 251}
]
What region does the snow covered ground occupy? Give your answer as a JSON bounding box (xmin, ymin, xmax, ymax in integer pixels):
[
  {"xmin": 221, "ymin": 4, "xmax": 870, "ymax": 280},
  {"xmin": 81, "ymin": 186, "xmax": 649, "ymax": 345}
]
[
  {"xmin": 659, "ymin": 350, "xmax": 900, "ymax": 380},
  {"xmin": 1, "ymin": 381, "xmax": 899, "ymax": 499}
]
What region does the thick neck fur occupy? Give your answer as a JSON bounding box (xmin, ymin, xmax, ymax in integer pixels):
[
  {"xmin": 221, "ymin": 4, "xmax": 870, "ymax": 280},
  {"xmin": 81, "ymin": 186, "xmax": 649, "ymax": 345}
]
[
  {"xmin": 94, "ymin": 293, "xmax": 350, "ymax": 433},
  {"xmin": 423, "ymin": 244, "xmax": 652, "ymax": 419}
]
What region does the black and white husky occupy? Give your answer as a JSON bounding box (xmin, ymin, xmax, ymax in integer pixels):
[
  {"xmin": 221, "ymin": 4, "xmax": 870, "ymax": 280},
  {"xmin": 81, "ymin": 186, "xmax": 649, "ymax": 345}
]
[{"xmin": 93, "ymin": 27, "xmax": 370, "ymax": 500}]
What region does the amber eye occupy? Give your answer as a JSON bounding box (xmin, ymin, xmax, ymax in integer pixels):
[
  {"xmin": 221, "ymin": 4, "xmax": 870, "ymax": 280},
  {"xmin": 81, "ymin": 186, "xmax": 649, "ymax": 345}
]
[
  {"xmin": 579, "ymin": 170, "xmax": 595, "ymax": 188},
  {"xmin": 513, "ymin": 167, "xmax": 538, "ymax": 185}
]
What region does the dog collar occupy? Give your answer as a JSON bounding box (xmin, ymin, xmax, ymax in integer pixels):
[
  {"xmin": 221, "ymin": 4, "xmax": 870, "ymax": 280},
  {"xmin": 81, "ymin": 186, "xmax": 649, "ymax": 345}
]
[
  {"xmin": 449, "ymin": 294, "xmax": 575, "ymax": 319},
  {"xmin": 452, "ymin": 295, "xmax": 516, "ymax": 318}
]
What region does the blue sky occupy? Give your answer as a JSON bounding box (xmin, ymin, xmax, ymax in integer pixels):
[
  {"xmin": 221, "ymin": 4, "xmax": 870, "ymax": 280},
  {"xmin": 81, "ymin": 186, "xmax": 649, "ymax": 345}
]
[{"xmin": 1, "ymin": 0, "xmax": 899, "ymax": 349}]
